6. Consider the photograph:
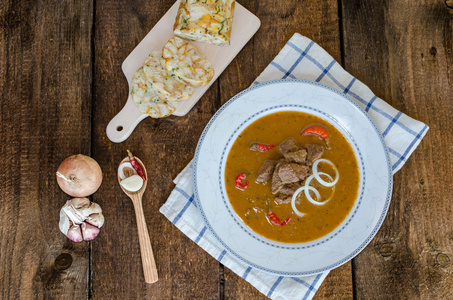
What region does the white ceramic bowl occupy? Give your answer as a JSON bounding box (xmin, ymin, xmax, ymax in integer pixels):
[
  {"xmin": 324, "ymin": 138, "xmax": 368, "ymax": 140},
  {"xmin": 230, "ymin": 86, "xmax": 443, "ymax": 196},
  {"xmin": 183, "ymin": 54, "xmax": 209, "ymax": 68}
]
[{"xmin": 193, "ymin": 79, "xmax": 392, "ymax": 276}]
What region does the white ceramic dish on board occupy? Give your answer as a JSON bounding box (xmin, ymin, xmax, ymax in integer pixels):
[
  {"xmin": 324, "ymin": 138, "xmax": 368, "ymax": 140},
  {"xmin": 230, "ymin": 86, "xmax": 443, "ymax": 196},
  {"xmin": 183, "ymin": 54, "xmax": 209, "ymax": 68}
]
[
  {"xmin": 193, "ymin": 79, "xmax": 393, "ymax": 276},
  {"xmin": 106, "ymin": 1, "xmax": 261, "ymax": 143}
]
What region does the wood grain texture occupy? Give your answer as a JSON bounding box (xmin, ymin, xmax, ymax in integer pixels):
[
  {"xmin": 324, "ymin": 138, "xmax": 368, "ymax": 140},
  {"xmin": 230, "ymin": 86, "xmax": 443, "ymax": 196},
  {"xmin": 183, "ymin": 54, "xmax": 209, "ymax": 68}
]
[
  {"xmin": 342, "ymin": 0, "xmax": 453, "ymax": 299},
  {"xmin": 0, "ymin": 0, "xmax": 92, "ymax": 299},
  {"xmin": 3, "ymin": 0, "xmax": 448, "ymax": 298}
]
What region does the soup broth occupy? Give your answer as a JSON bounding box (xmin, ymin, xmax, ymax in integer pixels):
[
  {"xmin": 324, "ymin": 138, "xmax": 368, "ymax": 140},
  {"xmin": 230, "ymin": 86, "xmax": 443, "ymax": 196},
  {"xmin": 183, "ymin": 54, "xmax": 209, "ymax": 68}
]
[{"xmin": 224, "ymin": 111, "xmax": 360, "ymax": 243}]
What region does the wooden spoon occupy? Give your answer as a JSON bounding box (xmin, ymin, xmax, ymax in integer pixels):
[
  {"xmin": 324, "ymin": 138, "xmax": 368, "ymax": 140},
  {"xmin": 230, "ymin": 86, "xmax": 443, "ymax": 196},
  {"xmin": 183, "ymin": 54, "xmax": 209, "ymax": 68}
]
[{"xmin": 117, "ymin": 156, "xmax": 158, "ymax": 284}]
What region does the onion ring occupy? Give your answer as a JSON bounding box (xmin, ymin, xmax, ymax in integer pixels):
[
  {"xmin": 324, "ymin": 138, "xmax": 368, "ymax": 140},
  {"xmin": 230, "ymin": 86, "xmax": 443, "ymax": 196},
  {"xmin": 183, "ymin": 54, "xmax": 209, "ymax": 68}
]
[
  {"xmin": 118, "ymin": 162, "xmax": 137, "ymax": 180},
  {"xmin": 291, "ymin": 185, "xmax": 321, "ymax": 217},
  {"xmin": 312, "ymin": 159, "xmax": 339, "ymax": 187},
  {"xmin": 303, "ymin": 174, "xmax": 331, "ymax": 206}
]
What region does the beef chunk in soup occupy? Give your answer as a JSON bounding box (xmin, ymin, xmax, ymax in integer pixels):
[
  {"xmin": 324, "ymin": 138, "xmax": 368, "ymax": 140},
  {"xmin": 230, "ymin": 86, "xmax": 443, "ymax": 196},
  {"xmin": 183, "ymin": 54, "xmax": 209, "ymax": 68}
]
[
  {"xmin": 279, "ymin": 182, "xmax": 301, "ymax": 195},
  {"xmin": 255, "ymin": 160, "xmax": 277, "ymax": 183},
  {"xmin": 278, "ymin": 163, "xmax": 300, "ymax": 185},
  {"xmin": 274, "ymin": 193, "xmax": 304, "ymax": 205},
  {"xmin": 277, "ymin": 137, "xmax": 301, "ymax": 155},
  {"xmin": 275, "ymin": 183, "xmax": 303, "ymax": 205},
  {"xmin": 283, "ymin": 149, "xmax": 307, "ymax": 164},
  {"xmin": 271, "ymin": 172, "xmax": 283, "ymax": 194},
  {"xmin": 289, "ymin": 163, "xmax": 310, "ymax": 180},
  {"xmin": 306, "ymin": 144, "xmax": 324, "ymax": 165},
  {"xmin": 274, "ymin": 194, "xmax": 292, "ymax": 204},
  {"xmin": 271, "ymin": 159, "xmax": 289, "ymax": 194}
]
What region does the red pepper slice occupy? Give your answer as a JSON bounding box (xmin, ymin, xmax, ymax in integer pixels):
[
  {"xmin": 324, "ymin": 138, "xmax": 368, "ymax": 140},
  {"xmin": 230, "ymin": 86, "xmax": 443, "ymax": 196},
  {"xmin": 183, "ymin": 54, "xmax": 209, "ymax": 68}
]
[
  {"xmin": 249, "ymin": 142, "xmax": 275, "ymax": 152},
  {"xmin": 301, "ymin": 125, "xmax": 330, "ymax": 143},
  {"xmin": 235, "ymin": 172, "xmax": 249, "ymax": 191},
  {"xmin": 127, "ymin": 150, "xmax": 147, "ymax": 181},
  {"xmin": 267, "ymin": 211, "xmax": 291, "ymax": 226}
]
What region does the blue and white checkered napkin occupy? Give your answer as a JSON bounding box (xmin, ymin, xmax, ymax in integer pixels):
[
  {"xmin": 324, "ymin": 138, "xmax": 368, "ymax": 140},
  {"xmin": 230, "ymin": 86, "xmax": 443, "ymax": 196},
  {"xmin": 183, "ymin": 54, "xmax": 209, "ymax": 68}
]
[{"xmin": 159, "ymin": 33, "xmax": 428, "ymax": 299}]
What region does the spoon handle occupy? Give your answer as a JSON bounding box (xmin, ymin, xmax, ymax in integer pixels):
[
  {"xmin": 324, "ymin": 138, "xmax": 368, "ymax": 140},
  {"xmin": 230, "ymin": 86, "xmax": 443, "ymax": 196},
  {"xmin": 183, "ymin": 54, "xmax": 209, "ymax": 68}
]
[{"xmin": 133, "ymin": 198, "xmax": 158, "ymax": 283}]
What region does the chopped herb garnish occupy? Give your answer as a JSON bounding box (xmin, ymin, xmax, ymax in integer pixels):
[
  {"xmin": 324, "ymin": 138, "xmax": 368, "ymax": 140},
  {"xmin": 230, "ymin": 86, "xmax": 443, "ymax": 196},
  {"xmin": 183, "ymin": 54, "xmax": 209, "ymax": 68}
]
[{"xmin": 218, "ymin": 20, "xmax": 225, "ymax": 33}]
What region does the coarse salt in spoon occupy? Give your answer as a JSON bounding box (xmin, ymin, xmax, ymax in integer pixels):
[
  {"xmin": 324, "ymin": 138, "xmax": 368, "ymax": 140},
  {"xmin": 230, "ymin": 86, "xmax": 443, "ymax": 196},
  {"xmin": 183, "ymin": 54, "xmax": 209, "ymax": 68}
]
[{"xmin": 117, "ymin": 155, "xmax": 158, "ymax": 284}]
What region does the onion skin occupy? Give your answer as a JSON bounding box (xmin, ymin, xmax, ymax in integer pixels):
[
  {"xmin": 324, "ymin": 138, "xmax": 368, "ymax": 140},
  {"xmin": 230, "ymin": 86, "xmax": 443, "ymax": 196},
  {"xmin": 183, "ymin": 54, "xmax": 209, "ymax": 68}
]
[{"xmin": 56, "ymin": 154, "xmax": 103, "ymax": 197}]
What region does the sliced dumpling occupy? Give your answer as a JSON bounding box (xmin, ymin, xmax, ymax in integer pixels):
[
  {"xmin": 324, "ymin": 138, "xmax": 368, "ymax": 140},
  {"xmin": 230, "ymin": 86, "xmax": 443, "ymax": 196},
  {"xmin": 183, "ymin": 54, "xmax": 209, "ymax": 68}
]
[
  {"xmin": 143, "ymin": 51, "xmax": 194, "ymax": 102},
  {"xmin": 161, "ymin": 37, "xmax": 214, "ymax": 87},
  {"xmin": 173, "ymin": 0, "xmax": 235, "ymax": 46},
  {"xmin": 130, "ymin": 68, "xmax": 178, "ymax": 118}
]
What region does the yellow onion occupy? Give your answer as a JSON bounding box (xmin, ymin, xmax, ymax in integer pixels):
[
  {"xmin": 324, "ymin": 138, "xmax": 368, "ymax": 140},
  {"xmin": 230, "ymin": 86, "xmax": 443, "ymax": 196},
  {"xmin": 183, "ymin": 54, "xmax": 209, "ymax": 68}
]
[{"xmin": 56, "ymin": 154, "xmax": 102, "ymax": 197}]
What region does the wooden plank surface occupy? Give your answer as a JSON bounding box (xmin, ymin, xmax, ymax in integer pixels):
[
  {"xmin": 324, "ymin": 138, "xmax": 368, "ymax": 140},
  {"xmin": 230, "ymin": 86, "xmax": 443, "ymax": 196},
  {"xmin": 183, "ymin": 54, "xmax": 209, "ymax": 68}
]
[
  {"xmin": 1, "ymin": 0, "xmax": 451, "ymax": 299},
  {"xmin": 341, "ymin": 0, "xmax": 453, "ymax": 299},
  {"xmin": 0, "ymin": 0, "xmax": 93, "ymax": 299}
]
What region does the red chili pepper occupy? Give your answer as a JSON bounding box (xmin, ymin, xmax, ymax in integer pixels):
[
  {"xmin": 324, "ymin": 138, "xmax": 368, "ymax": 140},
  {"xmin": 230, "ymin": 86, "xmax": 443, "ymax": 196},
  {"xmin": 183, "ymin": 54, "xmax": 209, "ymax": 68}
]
[
  {"xmin": 235, "ymin": 172, "xmax": 249, "ymax": 190},
  {"xmin": 267, "ymin": 211, "xmax": 291, "ymax": 226},
  {"xmin": 301, "ymin": 125, "xmax": 330, "ymax": 142},
  {"xmin": 127, "ymin": 150, "xmax": 147, "ymax": 181},
  {"xmin": 249, "ymin": 142, "xmax": 276, "ymax": 152}
]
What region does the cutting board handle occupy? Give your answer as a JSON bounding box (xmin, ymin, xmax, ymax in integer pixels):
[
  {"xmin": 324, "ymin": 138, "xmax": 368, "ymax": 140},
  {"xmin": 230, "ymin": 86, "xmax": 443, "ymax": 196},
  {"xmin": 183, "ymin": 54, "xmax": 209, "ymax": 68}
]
[{"xmin": 106, "ymin": 95, "xmax": 148, "ymax": 143}]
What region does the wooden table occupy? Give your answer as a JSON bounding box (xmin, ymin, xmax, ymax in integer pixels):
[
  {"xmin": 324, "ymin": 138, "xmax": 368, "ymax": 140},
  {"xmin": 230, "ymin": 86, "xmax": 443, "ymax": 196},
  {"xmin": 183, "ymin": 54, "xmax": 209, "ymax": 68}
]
[{"xmin": 1, "ymin": 0, "xmax": 452, "ymax": 299}]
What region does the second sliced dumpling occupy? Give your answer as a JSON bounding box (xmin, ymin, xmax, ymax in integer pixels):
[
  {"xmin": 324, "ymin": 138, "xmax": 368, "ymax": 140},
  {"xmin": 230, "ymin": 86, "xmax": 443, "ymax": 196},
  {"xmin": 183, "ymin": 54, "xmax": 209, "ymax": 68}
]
[
  {"xmin": 143, "ymin": 51, "xmax": 194, "ymax": 102},
  {"xmin": 161, "ymin": 36, "xmax": 214, "ymax": 87}
]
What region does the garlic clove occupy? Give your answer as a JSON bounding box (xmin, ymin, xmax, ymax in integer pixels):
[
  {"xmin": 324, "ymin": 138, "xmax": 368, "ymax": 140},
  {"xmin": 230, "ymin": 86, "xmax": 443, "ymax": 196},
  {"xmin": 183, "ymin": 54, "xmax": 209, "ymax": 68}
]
[
  {"xmin": 86, "ymin": 212, "xmax": 104, "ymax": 228},
  {"xmin": 120, "ymin": 174, "xmax": 144, "ymax": 192},
  {"xmin": 81, "ymin": 222, "xmax": 100, "ymax": 241},
  {"xmin": 67, "ymin": 224, "xmax": 84, "ymax": 242}
]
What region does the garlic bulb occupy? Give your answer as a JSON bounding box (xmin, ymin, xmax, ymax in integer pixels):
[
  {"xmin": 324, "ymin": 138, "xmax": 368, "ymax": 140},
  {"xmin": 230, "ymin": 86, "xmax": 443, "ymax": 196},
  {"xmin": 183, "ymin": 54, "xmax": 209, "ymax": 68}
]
[{"xmin": 59, "ymin": 197, "xmax": 104, "ymax": 242}]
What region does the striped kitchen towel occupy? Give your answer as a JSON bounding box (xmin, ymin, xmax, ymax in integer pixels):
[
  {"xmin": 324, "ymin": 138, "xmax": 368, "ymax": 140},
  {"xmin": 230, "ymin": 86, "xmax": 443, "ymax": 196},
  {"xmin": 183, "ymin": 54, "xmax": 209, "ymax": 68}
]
[{"xmin": 159, "ymin": 33, "xmax": 428, "ymax": 299}]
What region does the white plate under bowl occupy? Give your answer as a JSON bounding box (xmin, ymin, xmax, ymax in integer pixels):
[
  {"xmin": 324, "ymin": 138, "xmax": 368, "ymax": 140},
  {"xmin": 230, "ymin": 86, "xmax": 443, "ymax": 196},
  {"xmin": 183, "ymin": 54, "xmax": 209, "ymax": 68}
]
[
  {"xmin": 193, "ymin": 79, "xmax": 392, "ymax": 276},
  {"xmin": 106, "ymin": 1, "xmax": 261, "ymax": 143}
]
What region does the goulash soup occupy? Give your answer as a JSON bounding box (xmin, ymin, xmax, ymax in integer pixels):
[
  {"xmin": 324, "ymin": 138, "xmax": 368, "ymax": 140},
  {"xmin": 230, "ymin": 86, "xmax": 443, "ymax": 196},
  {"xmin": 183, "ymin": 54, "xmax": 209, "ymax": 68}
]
[{"xmin": 224, "ymin": 111, "xmax": 360, "ymax": 243}]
